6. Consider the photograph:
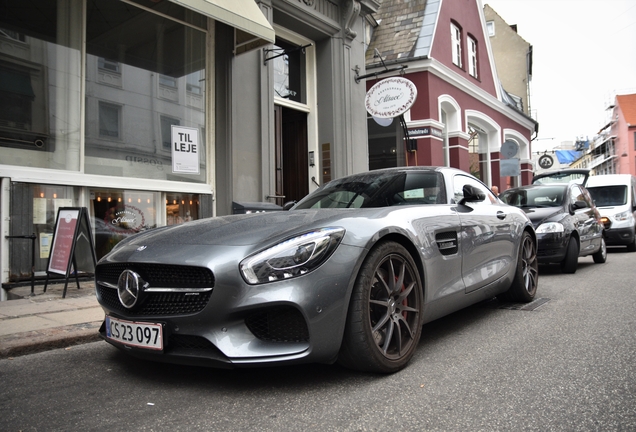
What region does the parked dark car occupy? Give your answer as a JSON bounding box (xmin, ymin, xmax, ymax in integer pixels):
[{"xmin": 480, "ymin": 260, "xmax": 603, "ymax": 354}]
[
  {"xmin": 499, "ymin": 169, "xmax": 606, "ymax": 273},
  {"xmin": 95, "ymin": 167, "xmax": 539, "ymax": 373}
]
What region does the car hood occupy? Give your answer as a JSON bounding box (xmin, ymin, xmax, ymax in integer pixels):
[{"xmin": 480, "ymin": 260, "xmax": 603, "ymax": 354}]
[
  {"xmin": 519, "ymin": 206, "xmax": 565, "ymax": 226},
  {"xmin": 113, "ymin": 209, "xmax": 379, "ymax": 249}
]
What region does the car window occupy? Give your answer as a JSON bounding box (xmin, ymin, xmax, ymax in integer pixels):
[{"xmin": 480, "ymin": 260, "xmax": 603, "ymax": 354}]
[
  {"xmin": 295, "ymin": 171, "xmax": 446, "ymax": 209},
  {"xmin": 452, "ymin": 175, "xmax": 496, "ymax": 204},
  {"xmin": 499, "ymin": 186, "xmax": 565, "ymax": 208}
]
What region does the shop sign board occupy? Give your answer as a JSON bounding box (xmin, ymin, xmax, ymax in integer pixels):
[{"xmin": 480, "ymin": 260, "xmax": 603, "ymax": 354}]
[
  {"xmin": 365, "ymin": 77, "xmax": 418, "ymax": 119},
  {"xmin": 171, "ymin": 125, "xmax": 200, "ymax": 174}
]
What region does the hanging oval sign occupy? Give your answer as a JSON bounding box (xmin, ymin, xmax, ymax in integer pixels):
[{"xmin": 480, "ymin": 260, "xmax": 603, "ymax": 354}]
[{"xmin": 365, "ymin": 77, "xmax": 418, "ymax": 119}]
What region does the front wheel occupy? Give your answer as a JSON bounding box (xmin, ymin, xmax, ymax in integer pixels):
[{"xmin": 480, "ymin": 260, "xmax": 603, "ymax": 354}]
[
  {"xmin": 338, "ymin": 241, "xmax": 423, "ymax": 373},
  {"xmin": 593, "ymin": 237, "xmax": 607, "ymax": 263},
  {"xmin": 560, "ymin": 237, "xmax": 579, "ymax": 274},
  {"xmin": 498, "ymin": 231, "xmax": 538, "ymax": 302}
]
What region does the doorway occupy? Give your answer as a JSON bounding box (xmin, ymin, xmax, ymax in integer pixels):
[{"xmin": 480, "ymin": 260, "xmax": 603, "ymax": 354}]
[{"xmin": 274, "ymin": 105, "xmax": 308, "ymax": 206}]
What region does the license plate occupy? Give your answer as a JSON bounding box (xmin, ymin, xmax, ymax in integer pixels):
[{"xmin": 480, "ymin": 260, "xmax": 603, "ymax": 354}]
[{"xmin": 105, "ymin": 316, "xmax": 163, "ymax": 350}]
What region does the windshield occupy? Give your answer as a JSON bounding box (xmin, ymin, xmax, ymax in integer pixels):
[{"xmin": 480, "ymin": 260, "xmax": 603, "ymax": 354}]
[
  {"xmin": 532, "ymin": 170, "xmax": 588, "ymax": 186},
  {"xmin": 586, "ymin": 185, "xmax": 627, "ymax": 207},
  {"xmin": 294, "ymin": 171, "xmax": 446, "ymax": 209},
  {"xmin": 500, "ymin": 186, "xmax": 566, "ymax": 208}
]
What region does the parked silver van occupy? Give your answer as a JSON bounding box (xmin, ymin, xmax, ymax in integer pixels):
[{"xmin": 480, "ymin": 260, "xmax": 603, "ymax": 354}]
[{"xmin": 585, "ymin": 174, "xmax": 636, "ymax": 251}]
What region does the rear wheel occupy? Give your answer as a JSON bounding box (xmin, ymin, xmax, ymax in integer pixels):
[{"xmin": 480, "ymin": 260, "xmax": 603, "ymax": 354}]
[
  {"xmin": 593, "ymin": 237, "xmax": 607, "ymax": 263},
  {"xmin": 338, "ymin": 241, "xmax": 423, "ymax": 373},
  {"xmin": 498, "ymin": 231, "xmax": 538, "ymax": 302},
  {"xmin": 560, "ymin": 237, "xmax": 579, "ymax": 274}
]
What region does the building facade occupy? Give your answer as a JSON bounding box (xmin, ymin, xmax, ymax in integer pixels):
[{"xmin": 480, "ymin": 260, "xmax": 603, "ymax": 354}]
[
  {"xmin": 589, "ymin": 94, "xmax": 636, "ymax": 175},
  {"xmin": 364, "ymin": 0, "xmax": 537, "ymax": 191},
  {"xmin": 0, "ymin": 0, "xmax": 378, "ymax": 295}
]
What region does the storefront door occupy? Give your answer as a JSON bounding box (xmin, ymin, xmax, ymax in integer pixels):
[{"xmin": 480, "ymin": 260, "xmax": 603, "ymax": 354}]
[{"xmin": 274, "ymin": 105, "xmax": 308, "ymax": 206}]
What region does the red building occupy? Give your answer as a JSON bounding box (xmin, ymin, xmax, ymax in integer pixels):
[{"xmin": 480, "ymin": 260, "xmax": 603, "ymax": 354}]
[{"xmin": 365, "ymin": 0, "xmax": 538, "ymax": 189}]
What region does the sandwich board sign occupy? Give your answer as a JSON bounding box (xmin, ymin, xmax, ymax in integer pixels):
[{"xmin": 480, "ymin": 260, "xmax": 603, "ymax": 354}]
[{"xmin": 44, "ymin": 207, "xmax": 97, "ymax": 298}]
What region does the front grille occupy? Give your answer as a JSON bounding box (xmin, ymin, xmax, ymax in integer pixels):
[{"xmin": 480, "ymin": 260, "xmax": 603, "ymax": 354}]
[
  {"xmin": 97, "ymin": 284, "xmax": 212, "ymax": 316},
  {"xmin": 95, "ymin": 263, "xmax": 214, "ymax": 317},
  {"xmin": 245, "ymin": 306, "xmax": 309, "ymax": 343},
  {"xmin": 96, "ymin": 263, "xmax": 214, "ymax": 288}
]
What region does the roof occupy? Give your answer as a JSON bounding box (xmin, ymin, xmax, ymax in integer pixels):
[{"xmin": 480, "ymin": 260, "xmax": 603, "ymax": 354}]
[
  {"xmin": 616, "ymin": 94, "xmax": 636, "ymax": 125},
  {"xmin": 365, "ymin": 0, "xmax": 434, "ymax": 63}
]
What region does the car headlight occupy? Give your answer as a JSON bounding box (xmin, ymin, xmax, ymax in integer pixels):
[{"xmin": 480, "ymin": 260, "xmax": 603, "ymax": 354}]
[
  {"xmin": 240, "ymin": 227, "xmax": 345, "ymax": 284},
  {"xmin": 614, "ymin": 210, "xmax": 631, "ymax": 222},
  {"xmin": 536, "ymin": 222, "xmax": 564, "ymax": 234}
]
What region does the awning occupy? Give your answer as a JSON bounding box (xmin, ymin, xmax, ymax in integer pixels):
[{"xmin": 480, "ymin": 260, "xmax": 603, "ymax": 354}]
[{"xmin": 169, "ymin": 0, "xmax": 275, "ymax": 54}]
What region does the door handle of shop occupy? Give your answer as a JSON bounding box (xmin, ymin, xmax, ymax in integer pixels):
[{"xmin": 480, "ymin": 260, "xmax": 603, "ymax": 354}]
[{"xmin": 497, "ymin": 211, "xmax": 507, "ymax": 220}]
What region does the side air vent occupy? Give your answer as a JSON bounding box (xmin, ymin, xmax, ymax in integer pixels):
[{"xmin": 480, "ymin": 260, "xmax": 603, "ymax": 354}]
[{"xmin": 436, "ymin": 231, "xmax": 458, "ymax": 255}]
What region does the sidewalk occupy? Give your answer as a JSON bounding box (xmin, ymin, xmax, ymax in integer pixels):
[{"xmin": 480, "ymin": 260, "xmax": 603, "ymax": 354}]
[{"xmin": 0, "ymin": 280, "xmax": 104, "ymax": 359}]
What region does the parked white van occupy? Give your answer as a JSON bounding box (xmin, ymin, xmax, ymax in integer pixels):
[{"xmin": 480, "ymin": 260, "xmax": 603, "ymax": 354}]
[{"xmin": 585, "ymin": 174, "xmax": 636, "ymax": 251}]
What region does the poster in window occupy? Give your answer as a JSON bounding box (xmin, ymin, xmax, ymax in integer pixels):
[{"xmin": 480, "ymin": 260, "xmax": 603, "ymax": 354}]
[{"xmin": 171, "ymin": 125, "xmax": 200, "ymax": 174}]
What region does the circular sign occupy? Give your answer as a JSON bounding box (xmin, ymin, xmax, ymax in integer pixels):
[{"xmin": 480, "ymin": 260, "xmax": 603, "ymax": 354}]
[
  {"xmin": 538, "ymin": 154, "xmax": 554, "ymax": 169},
  {"xmin": 365, "ymin": 77, "xmax": 418, "ymax": 119},
  {"xmin": 501, "ymin": 140, "xmax": 519, "ymax": 159}
]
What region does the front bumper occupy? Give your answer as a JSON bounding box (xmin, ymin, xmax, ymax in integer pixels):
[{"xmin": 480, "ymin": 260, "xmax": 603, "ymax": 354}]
[
  {"xmin": 603, "ymin": 227, "xmax": 635, "ymax": 246},
  {"xmin": 95, "ymin": 243, "xmax": 365, "ymax": 368},
  {"xmin": 536, "ymin": 232, "xmax": 568, "ymax": 263}
]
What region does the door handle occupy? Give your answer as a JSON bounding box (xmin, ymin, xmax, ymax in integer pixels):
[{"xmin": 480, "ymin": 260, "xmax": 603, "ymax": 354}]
[{"xmin": 496, "ymin": 211, "xmax": 507, "ymax": 220}]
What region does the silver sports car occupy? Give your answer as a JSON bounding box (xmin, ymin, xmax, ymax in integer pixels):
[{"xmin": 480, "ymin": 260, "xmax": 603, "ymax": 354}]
[{"xmin": 96, "ymin": 167, "xmax": 539, "ymax": 373}]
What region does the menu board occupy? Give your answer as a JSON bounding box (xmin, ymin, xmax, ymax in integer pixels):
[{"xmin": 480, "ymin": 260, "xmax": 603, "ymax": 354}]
[{"xmin": 47, "ymin": 209, "xmax": 80, "ymax": 275}]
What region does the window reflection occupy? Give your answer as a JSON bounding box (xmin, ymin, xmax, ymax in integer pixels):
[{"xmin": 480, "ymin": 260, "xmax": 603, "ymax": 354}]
[{"xmin": 84, "ymin": 0, "xmax": 207, "ymax": 182}]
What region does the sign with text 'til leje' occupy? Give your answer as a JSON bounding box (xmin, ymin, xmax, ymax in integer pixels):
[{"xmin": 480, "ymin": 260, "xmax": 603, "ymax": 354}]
[{"xmin": 172, "ymin": 125, "xmax": 200, "ymax": 174}]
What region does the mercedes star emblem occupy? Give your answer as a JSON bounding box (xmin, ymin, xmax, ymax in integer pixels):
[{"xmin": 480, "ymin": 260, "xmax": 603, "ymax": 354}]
[{"xmin": 117, "ymin": 269, "xmax": 145, "ymax": 308}]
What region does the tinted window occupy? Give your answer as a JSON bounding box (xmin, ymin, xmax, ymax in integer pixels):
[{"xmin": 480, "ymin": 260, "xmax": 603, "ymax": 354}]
[
  {"xmin": 500, "ymin": 186, "xmax": 565, "ymax": 208},
  {"xmin": 294, "ymin": 171, "xmax": 446, "ymax": 209}
]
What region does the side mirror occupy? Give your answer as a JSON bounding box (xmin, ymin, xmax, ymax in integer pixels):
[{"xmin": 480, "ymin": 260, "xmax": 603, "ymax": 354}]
[
  {"xmin": 569, "ymin": 200, "xmax": 587, "ymax": 214},
  {"xmin": 459, "ymin": 185, "xmax": 486, "ymax": 206},
  {"xmin": 282, "ymin": 201, "xmax": 296, "ymax": 211}
]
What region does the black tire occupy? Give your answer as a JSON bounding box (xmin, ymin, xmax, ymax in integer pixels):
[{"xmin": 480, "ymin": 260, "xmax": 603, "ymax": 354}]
[
  {"xmin": 560, "ymin": 237, "xmax": 579, "ymax": 274},
  {"xmin": 593, "ymin": 237, "xmax": 607, "ymax": 263},
  {"xmin": 627, "ymin": 235, "xmax": 636, "ymax": 252},
  {"xmin": 498, "ymin": 231, "xmax": 538, "ymax": 303},
  {"xmin": 338, "ymin": 241, "xmax": 423, "ymax": 373}
]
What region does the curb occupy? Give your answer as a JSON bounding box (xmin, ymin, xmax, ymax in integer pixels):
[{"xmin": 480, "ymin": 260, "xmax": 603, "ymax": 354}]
[{"xmin": 0, "ymin": 321, "xmax": 102, "ymax": 359}]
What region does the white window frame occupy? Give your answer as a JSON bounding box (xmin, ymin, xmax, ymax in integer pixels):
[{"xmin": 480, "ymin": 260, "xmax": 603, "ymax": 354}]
[
  {"xmin": 468, "ymin": 36, "xmax": 478, "ymax": 78},
  {"xmin": 451, "ymin": 23, "xmax": 462, "ymax": 68},
  {"xmin": 486, "ymin": 21, "xmax": 495, "ymax": 37}
]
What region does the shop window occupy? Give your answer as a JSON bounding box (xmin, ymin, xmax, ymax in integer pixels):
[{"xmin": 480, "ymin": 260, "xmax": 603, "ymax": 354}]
[
  {"xmin": 451, "ymin": 22, "xmax": 462, "ymax": 68},
  {"xmin": 0, "ymin": 2, "xmax": 82, "ymax": 167},
  {"xmin": 89, "ymin": 189, "xmax": 159, "ymax": 260},
  {"xmin": 468, "ymin": 35, "xmax": 478, "ymax": 78},
  {"xmin": 99, "ymin": 102, "xmax": 121, "ymax": 139},
  {"xmin": 166, "ymin": 193, "xmax": 200, "ymax": 225},
  {"xmin": 8, "ymin": 183, "xmax": 78, "ymax": 280},
  {"xmin": 84, "ymin": 0, "xmax": 207, "ymax": 183}
]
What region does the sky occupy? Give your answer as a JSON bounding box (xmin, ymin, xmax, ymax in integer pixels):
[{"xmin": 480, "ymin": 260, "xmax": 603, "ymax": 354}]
[{"xmin": 483, "ymin": 0, "xmax": 636, "ymax": 153}]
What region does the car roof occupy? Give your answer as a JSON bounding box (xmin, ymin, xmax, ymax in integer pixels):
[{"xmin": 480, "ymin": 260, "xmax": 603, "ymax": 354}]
[{"xmin": 585, "ymin": 174, "xmax": 634, "ymax": 187}]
